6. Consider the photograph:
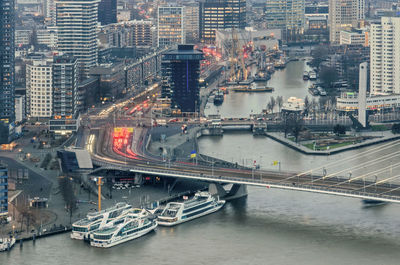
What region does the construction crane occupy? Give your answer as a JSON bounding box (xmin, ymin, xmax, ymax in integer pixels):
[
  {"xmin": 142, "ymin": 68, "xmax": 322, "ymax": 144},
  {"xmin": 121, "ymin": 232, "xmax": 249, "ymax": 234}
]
[{"xmin": 229, "ymin": 27, "xmax": 248, "ymax": 82}]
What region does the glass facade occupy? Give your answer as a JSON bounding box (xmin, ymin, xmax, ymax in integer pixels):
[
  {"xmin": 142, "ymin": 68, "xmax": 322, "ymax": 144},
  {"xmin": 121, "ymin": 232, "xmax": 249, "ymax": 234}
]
[
  {"xmin": 98, "ymin": 0, "xmax": 117, "ymax": 25},
  {"xmin": 199, "ymin": 0, "xmax": 246, "ymax": 43},
  {"xmin": 0, "ymin": 165, "xmax": 8, "ymax": 219},
  {"xmin": 161, "ymin": 45, "xmax": 203, "ymax": 113},
  {"xmin": 264, "ymin": 0, "xmax": 305, "ymax": 40},
  {"xmin": 157, "ymin": 6, "xmax": 185, "ymax": 47},
  {"xmin": 0, "ymin": 0, "xmax": 15, "ymax": 144}
]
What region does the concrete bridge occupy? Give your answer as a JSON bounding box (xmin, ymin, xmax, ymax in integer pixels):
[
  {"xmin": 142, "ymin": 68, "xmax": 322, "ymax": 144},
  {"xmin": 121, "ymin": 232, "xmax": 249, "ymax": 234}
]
[{"xmin": 90, "ymin": 156, "xmax": 400, "ymax": 204}]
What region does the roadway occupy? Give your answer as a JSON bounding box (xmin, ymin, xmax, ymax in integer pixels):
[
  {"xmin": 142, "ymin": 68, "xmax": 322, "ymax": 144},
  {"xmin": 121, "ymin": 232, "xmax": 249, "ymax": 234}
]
[{"xmin": 88, "ymin": 123, "xmax": 400, "ymax": 203}]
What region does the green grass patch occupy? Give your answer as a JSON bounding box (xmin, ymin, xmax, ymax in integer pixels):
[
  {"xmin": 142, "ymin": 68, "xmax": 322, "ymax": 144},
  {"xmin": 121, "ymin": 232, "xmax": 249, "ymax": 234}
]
[
  {"xmin": 371, "ymin": 125, "xmax": 389, "ymax": 131},
  {"xmin": 303, "ymin": 141, "xmax": 357, "ymax": 151}
]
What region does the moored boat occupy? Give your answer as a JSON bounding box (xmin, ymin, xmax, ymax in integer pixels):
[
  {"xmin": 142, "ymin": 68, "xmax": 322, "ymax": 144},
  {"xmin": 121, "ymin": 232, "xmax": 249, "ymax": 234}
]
[
  {"xmin": 157, "ymin": 192, "xmax": 225, "ymax": 226},
  {"xmin": 303, "ymin": 71, "xmax": 309, "ymax": 80},
  {"xmin": 90, "ymin": 208, "xmax": 157, "ymax": 248},
  {"xmin": 213, "ymin": 90, "xmax": 224, "ymax": 105},
  {"xmin": 232, "ymin": 83, "xmax": 274, "ymax": 93},
  {"xmin": 0, "ymin": 237, "xmax": 15, "ymax": 252},
  {"xmin": 362, "ymin": 199, "xmax": 388, "ymax": 207},
  {"xmin": 71, "ymin": 202, "xmax": 132, "ymax": 240},
  {"xmin": 309, "ymin": 70, "xmax": 317, "ymax": 80}
]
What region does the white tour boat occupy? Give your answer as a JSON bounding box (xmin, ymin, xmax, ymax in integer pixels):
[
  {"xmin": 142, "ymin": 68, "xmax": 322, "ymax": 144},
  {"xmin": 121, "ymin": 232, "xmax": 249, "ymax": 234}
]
[
  {"xmin": 0, "ymin": 237, "xmax": 15, "ymax": 252},
  {"xmin": 90, "ymin": 208, "xmax": 157, "ymax": 248},
  {"xmin": 71, "ymin": 202, "xmax": 132, "ymax": 240},
  {"xmin": 157, "ymin": 192, "xmax": 225, "ymax": 226}
]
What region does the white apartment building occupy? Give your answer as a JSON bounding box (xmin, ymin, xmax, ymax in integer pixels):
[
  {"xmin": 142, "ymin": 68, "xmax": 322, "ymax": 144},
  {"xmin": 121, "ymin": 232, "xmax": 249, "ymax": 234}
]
[
  {"xmin": 37, "ymin": 26, "xmax": 58, "ymax": 49},
  {"xmin": 26, "ymin": 59, "xmax": 53, "ymax": 118},
  {"xmin": 56, "ymin": 0, "xmax": 99, "ymax": 80},
  {"xmin": 370, "ymin": 17, "xmax": 400, "ymax": 95},
  {"xmin": 15, "ymin": 95, "xmax": 26, "ymax": 123},
  {"xmin": 157, "ymin": 6, "xmax": 185, "ymax": 47},
  {"xmin": 329, "ymin": 0, "xmax": 365, "ymax": 43},
  {"xmin": 339, "ymin": 28, "xmax": 369, "ymax": 46}
]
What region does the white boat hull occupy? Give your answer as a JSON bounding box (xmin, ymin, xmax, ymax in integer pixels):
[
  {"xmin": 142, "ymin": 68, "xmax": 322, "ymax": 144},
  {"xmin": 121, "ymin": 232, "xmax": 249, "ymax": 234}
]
[
  {"xmin": 90, "ymin": 222, "xmax": 157, "ymax": 248},
  {"xmin": 158, "ymin": 202, "xmax": 225, "ymax": 227},
  {"xmin": 70, "ymin": 232, "xmax": 86, "ymax": 240},
  {"xmin": 0, "ymin": 238, "xmax": 16, "ymax": 252}
]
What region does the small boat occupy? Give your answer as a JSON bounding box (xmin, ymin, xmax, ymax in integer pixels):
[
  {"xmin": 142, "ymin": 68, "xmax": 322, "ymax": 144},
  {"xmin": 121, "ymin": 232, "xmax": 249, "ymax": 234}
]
[
  {"xmin": 303, "ymin": 71, "xmax": 309, "ymax": 80},
  {"xmin": 362, "ymin": 199, "xmax": 388, "ymax": 207},
  {"xmin": 309, "ymin": 70, "xmax": 317, "ymax": 80},
  {"xmin": 274, "ymin": 57, "xmax": 287, "ymax": 69},
  {"xmin": 0, "ymin": 237, "xmax": 16, "ymax": 252},
  {"xmin": 317, "ymin": 86, "xmax": 327, "ymax": 96},
  {"xmin": 308, "ymin": 86, "xmax": 319, "ymax": 96},
  {"xmin": 71, "ymin": 202, "xmax": 132, "ymax": 240},
  {"xmin": 157, "ymin": 192, "xmax": 225, "ymax": 226},
  {"xmin": 213, "ymin": 90, "xmax": 224, "ymax": 105},
  {"xmin": 232, "ymin": 83, "xmax": 274, "ymax": 93},
  {"xmin": 90, "ymin": 208, "xmax": 157, "ymax": 248}
]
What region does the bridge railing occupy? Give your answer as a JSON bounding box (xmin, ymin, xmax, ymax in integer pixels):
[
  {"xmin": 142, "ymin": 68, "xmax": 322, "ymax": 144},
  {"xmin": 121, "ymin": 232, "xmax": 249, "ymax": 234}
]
[{"xmin": 92, "ymin": 158, "xmax": 400, "ymax": 202}]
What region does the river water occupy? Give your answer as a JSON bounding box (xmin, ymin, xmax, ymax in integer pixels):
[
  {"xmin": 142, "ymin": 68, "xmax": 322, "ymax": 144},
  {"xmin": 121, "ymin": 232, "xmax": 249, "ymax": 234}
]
[{"xmin": 2, "ymin": 60, "xmax": 400, "ymax": 264}]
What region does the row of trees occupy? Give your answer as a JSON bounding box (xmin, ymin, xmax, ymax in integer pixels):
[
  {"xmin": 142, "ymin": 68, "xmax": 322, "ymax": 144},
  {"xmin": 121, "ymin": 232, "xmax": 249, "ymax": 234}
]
[
  {"xmin": 59, "ymin": 176, "xmax": 77, "ymax": 224},
  {"xmin": 266, "ymin": 95, "xmax": 337, "ymax": 115}
]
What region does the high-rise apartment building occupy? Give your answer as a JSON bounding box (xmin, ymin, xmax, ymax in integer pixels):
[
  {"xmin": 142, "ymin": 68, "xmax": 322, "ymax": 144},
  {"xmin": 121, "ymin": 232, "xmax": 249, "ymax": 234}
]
[
  {"xmin": 99, "ymin": 20, "xmax": 153, "ymax": 48},
  {"xmin": 199, "ymin": 0, "xmax": 246, "ymax": 44},
  {"xmin": 157, "ymin": 6, "xmax": 185, "ymax": 47},
  {"xmin": 56, "ymin": 0, "xmax": 99, "ymax": 80},
  {"xmin": 161, "ymin": 45, "xmax": 203, "ymax": 112},
  {"xmin": 370, "ymin": 17, "xmax": 400, "ymax": 95},
  {"xmin": 0, "ymin": 164, "xmax": 8, "ymax": 220},
  {"xmin": 49, "ymin": 54, "xmax": 80, "ymax": 133},
  {"xmin": 26, "ymin": 59, "xmax": 53, "ymax": 118},
  {"xmin": 329, "ymin": 0, "xmax": 365, "ymax": 43},
  {"xmin": 0, "ymin": 0, "xmax": 15, "ymax": 143},
  {"xmin": 98, "ymin": 0, "xmax": 117, "ymax": 25},
  {"xmin": 184, "ymin": 2, "xmax": 200, "ymax": 43},
  {"xmin": 265, "ymin": 0, "xmax": 305, "ymax": 40}
]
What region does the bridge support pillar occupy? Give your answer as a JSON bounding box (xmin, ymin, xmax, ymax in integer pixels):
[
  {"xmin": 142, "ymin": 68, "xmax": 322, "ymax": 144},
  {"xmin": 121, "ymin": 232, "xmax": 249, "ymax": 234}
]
[
  {"xmin": 208, "ymin": 183, "xmax": 248, "ymax": 201},
  {"xmin": 134, "ymin": 173, "xmax": 143, "ymax": 185}
]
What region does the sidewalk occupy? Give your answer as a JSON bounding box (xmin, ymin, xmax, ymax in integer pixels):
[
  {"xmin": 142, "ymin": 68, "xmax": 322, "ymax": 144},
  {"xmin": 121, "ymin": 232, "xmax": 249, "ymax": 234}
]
[{"xmin": 266, "ymin": 131, "xmax": 400, "ymax": 155}]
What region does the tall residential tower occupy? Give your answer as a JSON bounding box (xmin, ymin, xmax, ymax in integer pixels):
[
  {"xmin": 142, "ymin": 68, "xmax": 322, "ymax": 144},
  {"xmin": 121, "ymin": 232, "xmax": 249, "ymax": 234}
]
[
  {"xmin": 0, "ymin": 0, "xmax": 15, "ymax": 143},
  {"xmin": 370, "ymin": 17, "xmax": 400, "ymax": 95},
  {"xmin": 329, "ymin": 0, "xmax": 365, "ymax": 44},
  {"xmin": 56, "ymin": 0, "xmax": 99, "ymax": 80}
]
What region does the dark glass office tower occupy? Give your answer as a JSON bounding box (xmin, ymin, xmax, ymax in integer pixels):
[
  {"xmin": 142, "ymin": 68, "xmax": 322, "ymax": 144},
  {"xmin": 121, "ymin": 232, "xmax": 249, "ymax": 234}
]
[
  {"xmin": 161, "ymin": 45, "xmax": 203, "ymax": 113},
  {"xmin": 199, "ymin": 0, "xmax": 246, "ymax": 43},
  {"xmin": 0, "ymin": 0, "xmax": 15, "ymax": 143},
  {"xmin": 98, "ymin": 0, "xmax": 117, "ymax": 25}
]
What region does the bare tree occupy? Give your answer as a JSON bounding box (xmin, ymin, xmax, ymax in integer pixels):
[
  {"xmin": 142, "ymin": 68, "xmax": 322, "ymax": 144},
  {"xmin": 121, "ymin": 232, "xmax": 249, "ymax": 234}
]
[
  {"xmin": 267, "ymin": 102, "xmax": 273, "ymax": 114},
  {"xmin": 277, "ymin": 96, "xmax": 283, "ymax": 114},
  {"xmin": 268, "ymin": 96, "xmax": 276, "ymax": 114},
  {"xmin": 59, "ymin": 176, "xmax": 77, "ymax": 224},
  {"xmin": 304, "ymin": 96, "xmax": 311, "ymax": 116}
]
